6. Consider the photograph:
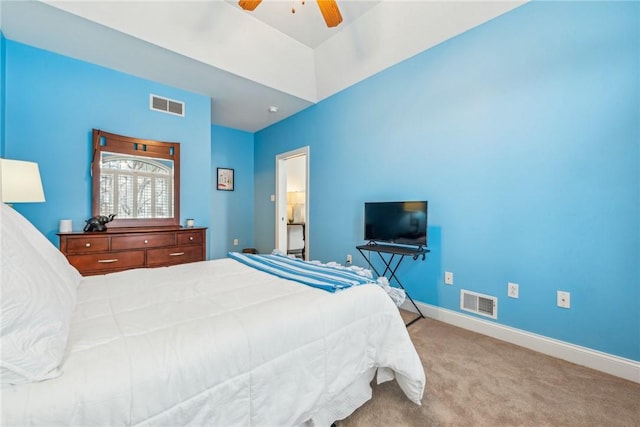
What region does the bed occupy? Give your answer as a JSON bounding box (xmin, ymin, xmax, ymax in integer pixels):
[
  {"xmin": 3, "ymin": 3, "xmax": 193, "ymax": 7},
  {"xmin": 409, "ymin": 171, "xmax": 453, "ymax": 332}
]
[{"xmin": 1, "ymin": 203, "xmax": 425, "ymax": 426}]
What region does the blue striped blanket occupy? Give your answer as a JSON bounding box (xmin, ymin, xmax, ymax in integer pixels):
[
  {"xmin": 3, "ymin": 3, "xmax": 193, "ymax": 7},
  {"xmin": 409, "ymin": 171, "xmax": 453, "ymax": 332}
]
[{"xmin": 228, "ymin": 252, "xmax": 374, "ymax": 293}]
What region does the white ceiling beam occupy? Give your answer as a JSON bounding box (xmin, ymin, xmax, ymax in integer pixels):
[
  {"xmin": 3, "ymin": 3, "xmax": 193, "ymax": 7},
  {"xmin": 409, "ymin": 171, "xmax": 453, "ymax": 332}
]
[{"xmin": 45, "ymin": 0, "xmax": 318, "ymax": 102}]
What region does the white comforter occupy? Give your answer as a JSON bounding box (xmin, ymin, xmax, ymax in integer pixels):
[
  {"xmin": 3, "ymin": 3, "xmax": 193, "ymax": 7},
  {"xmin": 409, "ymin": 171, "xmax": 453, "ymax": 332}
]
[{"xmin": 2, "ymin": 258, "xmax": 425, "ymax": 426}]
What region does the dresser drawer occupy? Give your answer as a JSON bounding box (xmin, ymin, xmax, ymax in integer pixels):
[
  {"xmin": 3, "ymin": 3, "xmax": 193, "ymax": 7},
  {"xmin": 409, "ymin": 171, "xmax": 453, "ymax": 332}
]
[
  {"xmin": 59, "ymin": 227, "xmax": 206, "ymax": 275},
  {"xmin": 111, "ymin": 233, "xmax": 176, "ymax": 250},
  {"xmin": 146, "ymin": 245, "xmax": 204, "ymax": 267},
  {"xmin": 64, "ymin": 236, "xmax": 110, "ymax": 254},
  {"xmin": 67, "ymin": 250, "xmax": 145, "ymax": 274},
  {"xmin": 177, "ymin": 231, "xmax": 204, "ymax": 246}
]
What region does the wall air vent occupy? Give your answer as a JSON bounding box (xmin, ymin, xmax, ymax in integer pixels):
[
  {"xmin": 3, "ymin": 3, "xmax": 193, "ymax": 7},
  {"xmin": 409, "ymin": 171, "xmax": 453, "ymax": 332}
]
[
  {"xmin": 460, "ymin": 289, "xmax": 498, "ymax": 319},
  {"xmin": 150, "ymin": 94, "xmax": 185, "ymax": 117}
]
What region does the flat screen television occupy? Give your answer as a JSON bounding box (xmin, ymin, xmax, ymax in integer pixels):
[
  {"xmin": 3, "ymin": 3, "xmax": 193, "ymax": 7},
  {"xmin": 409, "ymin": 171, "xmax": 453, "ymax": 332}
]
[{"xmin": 364, "ymin": 201, "xmax": 428, "ymax": 247}]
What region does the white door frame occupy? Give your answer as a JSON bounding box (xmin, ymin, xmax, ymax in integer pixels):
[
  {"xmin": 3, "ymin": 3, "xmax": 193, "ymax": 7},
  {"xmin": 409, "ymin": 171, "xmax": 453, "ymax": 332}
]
[{"xmin": 275, "ymin": 146, "xmax": 309, "ymax": 258}]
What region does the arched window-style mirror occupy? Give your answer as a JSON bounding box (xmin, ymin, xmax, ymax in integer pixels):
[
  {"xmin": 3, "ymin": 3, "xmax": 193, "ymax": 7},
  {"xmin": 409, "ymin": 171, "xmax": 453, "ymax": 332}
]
[{"xmin": 91, "ymin": 129, "xmax": 180, "ymax": 228}]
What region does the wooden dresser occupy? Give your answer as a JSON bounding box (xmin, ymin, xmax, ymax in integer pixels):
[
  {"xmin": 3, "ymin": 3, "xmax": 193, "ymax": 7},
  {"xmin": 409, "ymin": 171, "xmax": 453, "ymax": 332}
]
[{"xmin": 58, "ymin": 227, "xmax": 207, "ymax": 276}]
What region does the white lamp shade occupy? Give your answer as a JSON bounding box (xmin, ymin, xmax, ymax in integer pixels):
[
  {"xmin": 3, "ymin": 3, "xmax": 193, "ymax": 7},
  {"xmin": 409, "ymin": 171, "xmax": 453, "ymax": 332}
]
[
  {"xmin": 0, "ymin": 159, "xmax": 46, "ymax": 203},
  {"xmin": 287, "ymin": 191, "xmax": 305, "ymax": 205}
]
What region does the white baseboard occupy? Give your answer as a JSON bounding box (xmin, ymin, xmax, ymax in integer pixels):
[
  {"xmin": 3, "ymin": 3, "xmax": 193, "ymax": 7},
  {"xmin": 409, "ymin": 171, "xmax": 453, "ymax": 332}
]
[{"xmin": 402, "ymin": 300, "xmax": 640, "ymax": 384}]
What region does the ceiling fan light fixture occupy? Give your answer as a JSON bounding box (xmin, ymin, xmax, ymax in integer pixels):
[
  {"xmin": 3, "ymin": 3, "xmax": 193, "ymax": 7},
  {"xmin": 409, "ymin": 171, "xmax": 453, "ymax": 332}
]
[
  {"xmin": 293, "ymin": 0, "xmax": 306, "ymax": 14},
  {"xmin": 238, "ymin": 0, "xmax": 342, "ymax": 28}
]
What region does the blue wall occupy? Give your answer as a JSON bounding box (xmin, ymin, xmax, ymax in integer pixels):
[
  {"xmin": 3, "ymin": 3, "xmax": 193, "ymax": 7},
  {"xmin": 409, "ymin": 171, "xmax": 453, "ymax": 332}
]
[
  {"xmin": 4, "ymin": 40, "xmax": 213, "ymax": 254},
  {"xmin": 1, "ymin": 32, "xmax": 5, "ymax": 155},
  {"xmin": 211, "ymin": 125, "xmax": 254, "ymax": 258},
  {"xmin": 254, "ymin": 1, "xmax": 639, "ymax": 361}
]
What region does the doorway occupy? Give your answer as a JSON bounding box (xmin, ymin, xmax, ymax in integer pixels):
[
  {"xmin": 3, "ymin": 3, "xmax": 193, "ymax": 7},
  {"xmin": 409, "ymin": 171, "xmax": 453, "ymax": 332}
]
[{"xmin": 275, "ymin": 147, "xmax": 309, "ymax": 259}]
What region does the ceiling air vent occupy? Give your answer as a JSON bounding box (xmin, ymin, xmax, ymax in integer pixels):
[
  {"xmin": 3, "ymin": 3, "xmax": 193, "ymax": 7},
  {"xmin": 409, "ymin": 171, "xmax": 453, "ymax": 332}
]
[
  {"xmin": 150, "ymin": 94, "xmax": 184, "ymax": 117},
  {"xmin": 460, "ymin": 289, "xmax": 497, "ymax": 319}
]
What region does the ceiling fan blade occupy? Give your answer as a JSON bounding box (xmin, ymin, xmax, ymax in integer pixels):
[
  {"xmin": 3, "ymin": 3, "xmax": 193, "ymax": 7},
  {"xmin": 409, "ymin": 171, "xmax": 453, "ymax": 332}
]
[
  {"xmin": 238, "ymin": 0, "xmax": 262, "ymax": 11},
  {"xmin": 316, "ymin": 0, "xmax": 343, "ymax": 28}
]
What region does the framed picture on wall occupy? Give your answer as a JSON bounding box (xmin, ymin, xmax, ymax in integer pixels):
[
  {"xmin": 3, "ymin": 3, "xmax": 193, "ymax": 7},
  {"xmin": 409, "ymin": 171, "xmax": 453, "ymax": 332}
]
[{"xmin": 217, "ymin": 167, "xmax": 234, "ymax": 191}]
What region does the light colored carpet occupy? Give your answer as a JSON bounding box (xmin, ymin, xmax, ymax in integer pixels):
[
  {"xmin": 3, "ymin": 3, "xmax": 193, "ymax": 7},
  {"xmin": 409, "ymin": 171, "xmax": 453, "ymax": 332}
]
[{"xmin": 338, "ymin": 314, "xmax": 640, "ymax": 426}]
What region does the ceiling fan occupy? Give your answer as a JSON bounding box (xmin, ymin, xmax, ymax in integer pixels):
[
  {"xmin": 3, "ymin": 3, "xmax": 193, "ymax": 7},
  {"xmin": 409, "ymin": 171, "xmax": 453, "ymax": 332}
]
[{"xmin": 238, "ymin": 0, "xmax": 343, "ymax": 28}]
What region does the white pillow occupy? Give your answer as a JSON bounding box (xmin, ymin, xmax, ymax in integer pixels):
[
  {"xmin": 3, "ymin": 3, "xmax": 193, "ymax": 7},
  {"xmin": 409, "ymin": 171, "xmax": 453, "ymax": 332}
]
[{"xmin": 0, "ymin": 203, "xmax": 82, "ymax": 385}]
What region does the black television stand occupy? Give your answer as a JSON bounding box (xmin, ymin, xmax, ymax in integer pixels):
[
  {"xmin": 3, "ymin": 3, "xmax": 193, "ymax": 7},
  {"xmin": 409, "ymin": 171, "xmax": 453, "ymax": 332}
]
[{"xmin": 356, "ymin": 243, "xmax": 429, "ymax": 326}]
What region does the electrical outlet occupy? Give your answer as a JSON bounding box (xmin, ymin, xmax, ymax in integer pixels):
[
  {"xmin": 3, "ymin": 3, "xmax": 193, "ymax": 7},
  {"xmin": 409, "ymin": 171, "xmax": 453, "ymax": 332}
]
[
  {"xmin": 508, "ymin": 282, "xmax": 519, "ymax": 299},
  {"xmin": 557, "ymin": 291, "xmax": 571, "ymax": 309},
  {"xmin": 444, "ymin": 271, "xmax": 453, "ymax": 285},
  {"xmin": 233, "ymin": 238, "xmax": 239, "ymax": 246},
  {"xmin": 346, "ymin": 254, "xmax": 352, "ymax": 264}
]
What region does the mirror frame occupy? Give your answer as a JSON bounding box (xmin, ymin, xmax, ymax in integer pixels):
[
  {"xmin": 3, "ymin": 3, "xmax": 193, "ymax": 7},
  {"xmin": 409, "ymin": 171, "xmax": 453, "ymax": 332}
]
[{"xmin": 91, "ymin": 129, "xmax": 181, "ymax": 228}]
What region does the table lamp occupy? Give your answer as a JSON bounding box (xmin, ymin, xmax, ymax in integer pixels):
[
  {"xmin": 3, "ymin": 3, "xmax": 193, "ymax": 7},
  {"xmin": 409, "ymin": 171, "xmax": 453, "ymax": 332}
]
[{"xmin": 0, "ymin": 158, "xmax": 46, "ymax": 205}]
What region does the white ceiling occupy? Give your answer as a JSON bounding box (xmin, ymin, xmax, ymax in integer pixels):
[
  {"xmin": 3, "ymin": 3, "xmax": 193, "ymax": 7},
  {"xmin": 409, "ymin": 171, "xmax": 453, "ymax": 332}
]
[{"xmin": 0, "ymin": 0, "xmax": 526, "ymax": 132}]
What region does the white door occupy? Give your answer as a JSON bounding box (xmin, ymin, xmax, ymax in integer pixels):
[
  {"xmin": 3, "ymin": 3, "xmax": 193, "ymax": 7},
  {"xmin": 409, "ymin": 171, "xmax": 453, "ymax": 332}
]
[{"xmin": 275, "ymin": 147, "xmax": 309, "ymax": 258}]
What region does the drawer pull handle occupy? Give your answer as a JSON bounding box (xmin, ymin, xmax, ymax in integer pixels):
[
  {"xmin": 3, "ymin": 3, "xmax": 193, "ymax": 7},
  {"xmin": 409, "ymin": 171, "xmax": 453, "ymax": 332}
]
[
  {"xmin": 97, "ymin": 259, "xmax": 119, "ymax": 263},
  {"xmin": 189, "ymin": 237, "xmax": 194, "ymax": 241},
  {"xmin": 169, "ymin": 252, "xmax": 185, "ymax": 257},
  {"xmin": 144, "ymin": 240, "xmax": 148, "ymax": 244},
  {"xmin": 85, "ymin": 243, "xmax": 91, "ymax": 248}
]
